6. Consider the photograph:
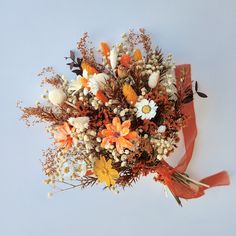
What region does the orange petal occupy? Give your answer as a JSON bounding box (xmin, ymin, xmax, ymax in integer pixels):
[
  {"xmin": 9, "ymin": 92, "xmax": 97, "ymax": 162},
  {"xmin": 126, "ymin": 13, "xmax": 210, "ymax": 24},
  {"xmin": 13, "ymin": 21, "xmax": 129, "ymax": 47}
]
[
  {"xmin": 85, "ymin": 170, "xmax": 94, "ymax": 176},
  {"xmin": 116, "ymin": 140, "xmax": 123, "ymax": 154},
  {"xmin": 122, "ymin": 120, "xmax": 131, "ymax": 129},
  {"xmin": 63, "ymin": 122, "xmax": 71, "ymax": 134},
  {"xmin": 105, "ymin": 124, "xmax": 116, "ymax": 131},
  {"xmin": 79, "ymin": 77, "xmax": 89, "ymax": 88},
  {"xmin": 101, "ymin": 137, "xmax": 110, "ymax": 147},
  {"xmin": 112, "ymin": 117, "xmax": 121, "ymax": 132},
  {"xmin": 101, "ymin": 137, "xmax": 117, "ymax": 147},
  {"xmin": 96, "ymin": 90, "xmax": 108, "ymax": 103},
  {"xmin": 124, "ymin": 131, "xmax": 138, "ymax": 140},
  {"xmin": 101, "ymin": 129, "xmax": 115, "ymax": 137},
  {"xmin": 81, "ymin": 61, "xmax": 97, "ymax": 75},
  {"xmin": 133, "ymin": 48, "xmax": 142, "ymax": 61},
  {"xmin": 120, "ymin": 127, "xmax": 130, "ymax": 136},
  {"xmin": 118, "ymin": 137, "xmax": 133, "ymax": 149}
]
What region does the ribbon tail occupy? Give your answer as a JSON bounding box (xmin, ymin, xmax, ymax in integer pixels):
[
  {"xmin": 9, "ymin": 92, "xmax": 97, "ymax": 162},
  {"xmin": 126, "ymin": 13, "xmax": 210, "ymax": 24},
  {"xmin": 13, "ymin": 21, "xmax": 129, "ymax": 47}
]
[
  {"xmin": 175, "ymin": 64, "xmax": 197, "ymax": 173},
  {"xmin": 200, "ymin": 171, "xmax": 230, "ymax": 188}
]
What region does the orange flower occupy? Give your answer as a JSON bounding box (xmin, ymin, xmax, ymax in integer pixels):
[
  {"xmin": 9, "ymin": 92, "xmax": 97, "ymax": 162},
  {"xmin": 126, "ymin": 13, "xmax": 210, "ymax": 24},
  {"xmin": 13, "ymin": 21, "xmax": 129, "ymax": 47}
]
[
  {"xmin": 101, "ymin": 117, "xmax": 138, "ymax": 154},
  {"xmin": 120, "ymin": 54, "xmax": 132, "ymax": 67},
  {"xmin": 53, "ymin": 122, "xmax": 73, "ymax": 151}
]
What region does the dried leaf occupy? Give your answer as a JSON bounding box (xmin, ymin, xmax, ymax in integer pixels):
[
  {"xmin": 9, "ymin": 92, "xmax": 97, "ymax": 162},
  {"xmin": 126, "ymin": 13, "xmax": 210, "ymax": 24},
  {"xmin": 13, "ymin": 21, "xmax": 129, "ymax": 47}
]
[
  {"xmin": 72, "ymin": 69, "xmax": 82, "ymax": 75},
  {"xmin": 197, "ymin": 92, "xmax": 208, "ymax": 98},
  {"xmin": 195, "ymin": 81, "xmax": 198, "ymax": 92},
  {"xmin": 70, "ymin": 50, "xmax": 75, "ymax": 61}
]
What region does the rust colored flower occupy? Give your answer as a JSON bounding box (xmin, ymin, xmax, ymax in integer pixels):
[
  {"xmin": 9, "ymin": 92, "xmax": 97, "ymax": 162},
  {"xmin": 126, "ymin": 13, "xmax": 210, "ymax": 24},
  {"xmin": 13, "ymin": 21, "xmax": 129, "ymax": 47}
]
[{"xmin": 100, "ymin": 117, "xmax": 138, "ymax": 154}]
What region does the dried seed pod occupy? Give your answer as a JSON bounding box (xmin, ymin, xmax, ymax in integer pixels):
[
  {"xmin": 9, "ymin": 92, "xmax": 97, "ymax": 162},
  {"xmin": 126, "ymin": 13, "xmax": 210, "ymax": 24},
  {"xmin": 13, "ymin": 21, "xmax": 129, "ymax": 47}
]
[
  {"xmin": 133, "ymin": 48, "xmax": 142, "ymax": 61},
  {"xmin": 117, "ymin": 66, "xmax": 128, "ymax": 78},
  {"xmin": 148, "ymin": 71, "xmax": 160, "ymax": 88},
  {"xmin": 110, "ymin": 47, "xmax": 118, "ymax": 70},
  {"xmin": 48, "ymin": 89, "xmax": 67, "ymax": 106},
  {"xmin": 122, "ymin": 83, "xmax": 138, "ymax": 105}
]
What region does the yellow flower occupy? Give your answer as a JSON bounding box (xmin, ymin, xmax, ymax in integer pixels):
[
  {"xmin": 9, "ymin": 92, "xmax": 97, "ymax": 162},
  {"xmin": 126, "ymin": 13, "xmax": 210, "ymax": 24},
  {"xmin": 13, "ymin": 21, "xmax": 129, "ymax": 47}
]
[
  {"xmin": 122, "ymin": 83, "xmax": 138, "ymax": 105},
  {"xmin": 94, "ymin": 156, "xmax": 119, "ymax": 187}
]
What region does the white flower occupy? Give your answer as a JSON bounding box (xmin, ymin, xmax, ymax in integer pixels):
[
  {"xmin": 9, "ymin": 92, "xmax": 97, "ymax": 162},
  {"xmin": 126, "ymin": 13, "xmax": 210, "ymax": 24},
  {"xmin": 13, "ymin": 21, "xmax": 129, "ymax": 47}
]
[
  {"xmin": 88, "ymin": 73, "xmax": 109, "ymax": 95},
  {"xmin": 68, "ymin": 76, "xmax": 83, "ymax": 94},
  {"xmin": 68, "ymin": 116, "xmax": 90, "ymax": 132},
  {"xmin": 110, "ymin": 47, "xmax": 118, "ymax": 70},
  {"xmin": 61, "ymin": 161, "xmax": 74, "ymax": 179},
  {"xmin": 74, "ymin": 160, "xmax": 87, "ymax": 177},
  {"xmin": 135, "ymin": 99, "xmax": 158, "ymax": 120},
  {"xmin": 158, "ymin": 125, "xmax": 166, "ymax": 133},
  {"xmin": 148, "ymin": 71, "xmax": 160, "ymax": 89},
  {"xmin": 48, "ymin": 89, "xmax": 67, "ymax": 106},
  {"xmin": 88, "ymin": 77, "xmax": 99, "ymax": 95}
]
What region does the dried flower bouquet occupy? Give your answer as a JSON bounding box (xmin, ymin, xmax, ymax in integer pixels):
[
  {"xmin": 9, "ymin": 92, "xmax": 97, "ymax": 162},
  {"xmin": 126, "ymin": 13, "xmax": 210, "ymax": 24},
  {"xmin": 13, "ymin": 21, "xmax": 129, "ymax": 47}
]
[{"xmin": 19, "ymin": 29, "xmax": 229, "ymax": 205}]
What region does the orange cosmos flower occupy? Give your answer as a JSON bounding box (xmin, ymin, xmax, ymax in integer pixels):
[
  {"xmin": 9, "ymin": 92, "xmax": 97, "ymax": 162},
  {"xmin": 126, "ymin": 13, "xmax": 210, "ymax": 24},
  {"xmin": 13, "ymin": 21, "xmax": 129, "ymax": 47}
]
[
  {"xmin": 53, "ymin": 122, "xmax": 73, "ymax": 151},
  {"xmin": 101, "ymin": 117, "xmax": 138, "ymax": 154}
]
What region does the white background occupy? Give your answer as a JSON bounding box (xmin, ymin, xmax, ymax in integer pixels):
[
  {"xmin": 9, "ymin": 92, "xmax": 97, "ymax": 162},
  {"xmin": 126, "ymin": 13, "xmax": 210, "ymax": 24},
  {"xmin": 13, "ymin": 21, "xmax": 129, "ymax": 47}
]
[{"xmin": 1, "ymin": 0, "xmax": 236, "ymax": 235}]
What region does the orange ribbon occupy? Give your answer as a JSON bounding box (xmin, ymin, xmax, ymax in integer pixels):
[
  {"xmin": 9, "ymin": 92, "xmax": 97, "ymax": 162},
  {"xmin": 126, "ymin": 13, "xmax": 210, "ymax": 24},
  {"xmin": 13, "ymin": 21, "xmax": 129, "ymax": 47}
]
[{"xmin": 154, "ymin": 64, "xmax": 230, "ymax": 200}]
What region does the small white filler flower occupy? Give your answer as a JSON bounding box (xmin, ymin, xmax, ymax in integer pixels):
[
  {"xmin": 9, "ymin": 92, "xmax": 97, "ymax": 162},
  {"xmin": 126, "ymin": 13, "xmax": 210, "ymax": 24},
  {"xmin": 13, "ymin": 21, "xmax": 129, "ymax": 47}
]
[
  {"xmin": 68, "ymin": 116, "xmax": 90, "ymax": 132},
  {"xmin": 135, "ymin": 99, "xmax": 158, "ymax": 120}
]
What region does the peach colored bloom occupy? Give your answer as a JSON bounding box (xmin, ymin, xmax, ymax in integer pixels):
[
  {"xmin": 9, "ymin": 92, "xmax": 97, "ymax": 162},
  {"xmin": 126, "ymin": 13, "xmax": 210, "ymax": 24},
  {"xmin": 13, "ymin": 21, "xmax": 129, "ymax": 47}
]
[
  {"xmin": 101, "ymin": 117, "xmax": 138, "ymax": 154},
  {"xmin": 53, "ymin": 122, "xmax": 73, "ymax": 151}
]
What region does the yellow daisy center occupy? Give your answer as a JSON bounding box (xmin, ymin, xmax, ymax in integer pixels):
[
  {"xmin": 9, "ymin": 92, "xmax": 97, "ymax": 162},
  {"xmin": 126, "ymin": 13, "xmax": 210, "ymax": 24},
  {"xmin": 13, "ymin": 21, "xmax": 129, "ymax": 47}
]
[
  {"xmin": 142, "ymin": 105, "xmax": 151, "ymax": 114},
  {"xmin": 64, "ymin": 166, "xmax": 70, "ymax": 173}
]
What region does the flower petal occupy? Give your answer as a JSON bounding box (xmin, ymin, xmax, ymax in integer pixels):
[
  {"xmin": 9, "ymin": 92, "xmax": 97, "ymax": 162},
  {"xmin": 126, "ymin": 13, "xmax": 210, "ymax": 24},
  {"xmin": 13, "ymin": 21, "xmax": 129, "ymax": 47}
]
[
  {"xmin": 120, "ymin": 127, "xmax": 130, "ymax": 136},
  {"xmin": 118, "ymin": 137, "xmax": 133, "ymax": 149},
  {"xmin": 112, "ymin": 117, "xmax": 121, "ymax": 131},
  {"xmin": 122, "ymin": 120, "xmax": 131, "ymax": 129},
  {"xmin": 124, "ymin": 131, "xmax": 138, "ymax": 140},
  {"xmin": 116, "ymin": 140, "xmax": 123, "ymax": 154},
  {"xmin": 101, "ymin": 129, "xmax": 115, "ymax": 137}
]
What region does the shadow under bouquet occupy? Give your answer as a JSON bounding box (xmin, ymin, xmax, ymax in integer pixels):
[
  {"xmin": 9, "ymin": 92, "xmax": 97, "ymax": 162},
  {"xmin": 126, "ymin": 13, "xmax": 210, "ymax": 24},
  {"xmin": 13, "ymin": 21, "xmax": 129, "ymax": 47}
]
[{"xmin": 19, "ymin": 29, "xmax": 229, "ymax": 205}]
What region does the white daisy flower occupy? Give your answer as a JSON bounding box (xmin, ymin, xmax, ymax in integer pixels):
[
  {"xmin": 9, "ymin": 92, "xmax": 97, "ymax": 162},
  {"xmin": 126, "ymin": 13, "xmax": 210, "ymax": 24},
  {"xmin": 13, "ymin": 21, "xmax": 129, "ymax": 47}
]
[
  {"xmin": 74, "ymin": 160, "xmax": 87, "ymax": 177},
  {"xmin": 135, "ymin": 99, "xmax": 158, "ymax": 120},
  {"xmin": 60, "ymin": 161, "xmax": 74, "ymax": 179},
  {"xmin": 88, "ymin": 73, "xmax": 109, "ymax": 95},
  {"xmin": 88, "ymin": 77, "xmax": 99, "ymax": 95}
]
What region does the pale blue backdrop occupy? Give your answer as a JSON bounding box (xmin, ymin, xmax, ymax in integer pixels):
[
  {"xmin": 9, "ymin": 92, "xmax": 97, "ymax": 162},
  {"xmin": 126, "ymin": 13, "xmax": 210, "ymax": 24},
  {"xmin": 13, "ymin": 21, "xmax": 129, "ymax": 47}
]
[{"xmin": 1, "ymin": 0, "xmax": 236, "ymax": 235}]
